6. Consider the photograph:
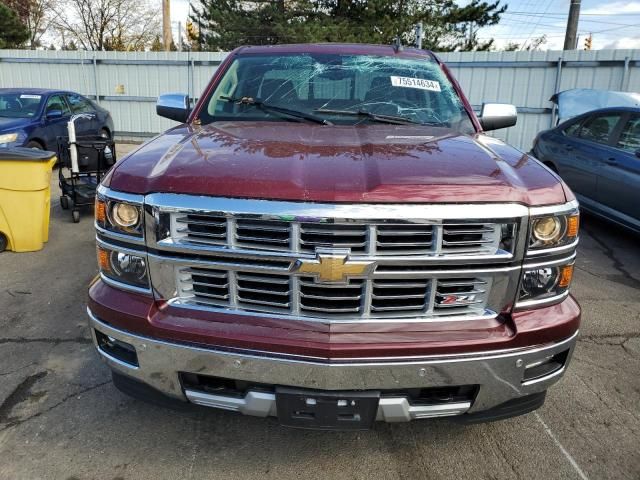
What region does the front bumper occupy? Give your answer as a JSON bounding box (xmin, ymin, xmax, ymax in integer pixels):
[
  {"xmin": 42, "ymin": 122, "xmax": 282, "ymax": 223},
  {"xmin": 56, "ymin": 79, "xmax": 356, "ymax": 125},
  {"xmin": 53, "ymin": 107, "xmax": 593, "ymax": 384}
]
[{"xmin": 88, "ymin": 308, "xmax": 577, "ymax": 423}]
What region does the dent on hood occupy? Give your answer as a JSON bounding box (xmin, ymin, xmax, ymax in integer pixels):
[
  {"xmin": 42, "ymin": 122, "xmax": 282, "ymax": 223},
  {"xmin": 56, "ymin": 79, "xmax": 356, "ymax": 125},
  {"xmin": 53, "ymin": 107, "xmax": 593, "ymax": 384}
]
[{"xmin": 476, "ymin": 134, "xmax": 567, "ymax": 205}]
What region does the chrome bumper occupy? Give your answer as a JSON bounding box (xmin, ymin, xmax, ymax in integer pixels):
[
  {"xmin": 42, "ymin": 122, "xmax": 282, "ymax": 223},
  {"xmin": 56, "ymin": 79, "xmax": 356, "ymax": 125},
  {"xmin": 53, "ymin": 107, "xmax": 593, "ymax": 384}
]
[{"xmin": 88, "ymin": 309, "xmax": 577, "ymax": 422}]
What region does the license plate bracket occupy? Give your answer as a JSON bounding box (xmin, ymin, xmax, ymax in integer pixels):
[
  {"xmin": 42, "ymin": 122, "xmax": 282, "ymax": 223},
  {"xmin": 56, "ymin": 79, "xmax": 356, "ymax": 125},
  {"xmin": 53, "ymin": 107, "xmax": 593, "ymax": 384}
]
[{"xmin": 276, "ymin": 387, "xmax": 380, "ymax": 430}]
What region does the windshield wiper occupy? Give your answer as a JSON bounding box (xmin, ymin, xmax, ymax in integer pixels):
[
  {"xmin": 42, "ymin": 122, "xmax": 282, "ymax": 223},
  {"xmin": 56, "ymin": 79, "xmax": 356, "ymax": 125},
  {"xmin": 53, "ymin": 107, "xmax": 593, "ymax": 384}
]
[
  {"xmin": 314, "ymin": 108, "xmax": 423, "ymax": 125},
  {"xmin": 221, "ymin": 96, "xmax": 332, "ymax": 125}
]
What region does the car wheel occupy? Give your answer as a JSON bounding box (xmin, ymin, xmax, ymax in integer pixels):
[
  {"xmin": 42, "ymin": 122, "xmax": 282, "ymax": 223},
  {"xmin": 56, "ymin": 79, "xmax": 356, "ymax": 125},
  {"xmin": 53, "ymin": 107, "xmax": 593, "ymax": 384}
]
[
  {"xmin": 26, "ymin": 140, "xmax": 43, "ymax": 149},
  {"xmin": 0, "ymin": 233, "xmax": 7, "ymax": 252}
]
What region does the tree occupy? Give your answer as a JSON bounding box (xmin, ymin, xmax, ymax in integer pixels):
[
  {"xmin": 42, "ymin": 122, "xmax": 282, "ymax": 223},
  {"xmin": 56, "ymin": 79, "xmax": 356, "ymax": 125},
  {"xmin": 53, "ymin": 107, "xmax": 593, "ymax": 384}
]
[
  {"xmin": 190, "ymin": 0, "xmax": 506, "ymax": 52},
  {"xmin": 0, "ymin": 3, "xmax": 29, "ymax": 48},
  {"xmin": 62, "ymin": 40, "xmax": 78, "ymax": 50},
  {"xmin": 503, "ymin": 34, "xmax": 547, "ymax": 52},
  {"xmin": 150, "ymin": 35, "xmax": 163, "ymax": 52},
  {"xmin": 53, "ymin": 0, "xmax": 161, "ymax": 51},
  {"xmin": 2, "ymin": 0, "xmax": 58, "ymax": 49}
]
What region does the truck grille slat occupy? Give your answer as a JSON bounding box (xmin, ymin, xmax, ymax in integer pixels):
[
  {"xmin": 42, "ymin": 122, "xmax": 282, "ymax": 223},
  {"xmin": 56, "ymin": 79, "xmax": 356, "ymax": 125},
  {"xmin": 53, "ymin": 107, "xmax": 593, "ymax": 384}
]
[{"xmin": 375, "ymin": 224, "xmax": 434, "ymax": 255}]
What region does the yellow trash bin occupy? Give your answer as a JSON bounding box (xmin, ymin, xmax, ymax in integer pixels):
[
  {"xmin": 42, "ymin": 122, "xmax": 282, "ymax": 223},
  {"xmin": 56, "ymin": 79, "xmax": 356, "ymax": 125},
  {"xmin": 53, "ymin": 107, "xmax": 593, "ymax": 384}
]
[{"xmin": 0, "ymin": 148, "xmax": 57, "ymax": 252}]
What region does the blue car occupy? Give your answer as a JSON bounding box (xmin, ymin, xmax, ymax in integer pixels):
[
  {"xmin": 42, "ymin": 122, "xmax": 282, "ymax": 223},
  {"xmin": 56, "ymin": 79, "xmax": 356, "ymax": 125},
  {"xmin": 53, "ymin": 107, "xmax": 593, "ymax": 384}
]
[
  {"xmin": 532, "ymin": 106, "xmax": 640, "ymax": 233},
  {"xmin": 0, "ymin": 88, "xmax": 114, "ymax": 151}
]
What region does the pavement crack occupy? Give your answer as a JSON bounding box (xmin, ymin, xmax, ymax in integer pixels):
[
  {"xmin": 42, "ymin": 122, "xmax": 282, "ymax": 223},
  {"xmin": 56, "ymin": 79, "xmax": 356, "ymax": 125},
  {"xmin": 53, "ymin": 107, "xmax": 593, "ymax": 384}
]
[
  {"xmin": 0, "ymin": 337, "xmax": 93, "ymax": 346},
  {"xmin": 0, "ymin": 371, "xmax": 48, "ymax": 424},
  {"xmin": 0, "ymin": 380, "xmax": 110, "ymax": 432},
  {"xmin": 582, "ymin": 226, "xmax": 640, "ymax": 290},
  {"xmin": 578, "ymin": 332, "xmax": 640, "ymax": 347},
  {"xmin": 0, "ymin": 362, "xmax": 36, "ymax": 377}
]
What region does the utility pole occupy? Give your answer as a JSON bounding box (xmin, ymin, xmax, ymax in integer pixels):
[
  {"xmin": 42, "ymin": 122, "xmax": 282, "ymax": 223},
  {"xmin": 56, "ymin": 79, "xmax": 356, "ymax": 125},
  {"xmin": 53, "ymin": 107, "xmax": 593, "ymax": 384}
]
[
  {"xmin": 415, "ymin": 22, "xmax": 423, "ymax": 49},
  {"xmin": 162, "ymin": 0, "xmax": 172, "ymax": 51},
  {"xmin": 563, "ymin": 0, "xmax": 581, "ymax": 50}
]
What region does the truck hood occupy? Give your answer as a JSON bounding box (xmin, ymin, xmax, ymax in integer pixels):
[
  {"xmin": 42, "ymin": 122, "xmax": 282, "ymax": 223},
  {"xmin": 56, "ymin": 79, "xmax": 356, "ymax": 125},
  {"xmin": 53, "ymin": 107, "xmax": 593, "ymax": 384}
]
[{"xmin": 108, "ymin": 122, "xmax": 567, "ymax": 205}]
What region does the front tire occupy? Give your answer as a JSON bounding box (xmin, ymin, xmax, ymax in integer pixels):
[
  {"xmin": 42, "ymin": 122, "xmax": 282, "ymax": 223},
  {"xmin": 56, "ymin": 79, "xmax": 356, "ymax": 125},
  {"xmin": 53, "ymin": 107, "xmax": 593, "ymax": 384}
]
[{"xmin": 26, "ymin": 140, "xmax": 43, "ymax": 149}]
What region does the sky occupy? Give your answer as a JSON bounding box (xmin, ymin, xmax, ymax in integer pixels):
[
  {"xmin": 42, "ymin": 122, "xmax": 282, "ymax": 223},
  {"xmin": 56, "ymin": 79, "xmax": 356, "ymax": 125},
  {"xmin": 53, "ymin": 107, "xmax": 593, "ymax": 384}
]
[{"xmin": 169, "ymin": 0, "xmax": 640, "ymax": 51}]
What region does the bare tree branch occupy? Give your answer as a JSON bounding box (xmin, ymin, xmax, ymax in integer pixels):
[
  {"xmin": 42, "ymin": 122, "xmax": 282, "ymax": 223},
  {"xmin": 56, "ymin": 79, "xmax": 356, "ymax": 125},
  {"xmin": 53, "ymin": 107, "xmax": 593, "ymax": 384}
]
[{"xmin": 52, "ymin": 0, "xmax": 160, "ymax": 50}]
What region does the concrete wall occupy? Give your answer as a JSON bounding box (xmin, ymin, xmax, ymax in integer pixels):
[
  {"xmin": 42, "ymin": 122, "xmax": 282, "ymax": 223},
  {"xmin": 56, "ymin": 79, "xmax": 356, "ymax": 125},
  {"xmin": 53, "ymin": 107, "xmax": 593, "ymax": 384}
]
[{"xmin": 1, "ymin": 48, "xmax": 638, "ymax": 150}]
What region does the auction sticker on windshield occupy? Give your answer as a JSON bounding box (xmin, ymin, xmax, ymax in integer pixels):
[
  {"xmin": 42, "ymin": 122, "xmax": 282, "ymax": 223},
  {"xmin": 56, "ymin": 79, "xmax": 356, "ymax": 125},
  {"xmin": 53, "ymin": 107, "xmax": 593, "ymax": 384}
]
[
  {"xmin": 390, "ymin": 76, "xmax": 441, "ymax": 92},
  {"xmin": 20, "ymin": 94, "xmax": 42, "ymax": 99}
]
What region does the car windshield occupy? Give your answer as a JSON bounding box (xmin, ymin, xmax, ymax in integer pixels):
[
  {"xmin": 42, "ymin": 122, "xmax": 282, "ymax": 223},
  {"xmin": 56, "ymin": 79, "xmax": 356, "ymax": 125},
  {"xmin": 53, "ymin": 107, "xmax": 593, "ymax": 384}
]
[
  {"xmin": 200, "ymin": 53, "xmax": 475, "ymax": 132},
  {"xmin": 0, "ymin": 93, "xmax": 43, "ymax": 118}
]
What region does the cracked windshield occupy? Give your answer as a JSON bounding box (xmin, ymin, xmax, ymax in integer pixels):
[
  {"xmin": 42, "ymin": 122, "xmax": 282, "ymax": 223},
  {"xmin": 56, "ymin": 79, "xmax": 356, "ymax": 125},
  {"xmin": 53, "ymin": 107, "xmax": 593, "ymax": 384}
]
[{"xmin": 201, "ymin": 53, "xmax": 475, "ymax": 132}]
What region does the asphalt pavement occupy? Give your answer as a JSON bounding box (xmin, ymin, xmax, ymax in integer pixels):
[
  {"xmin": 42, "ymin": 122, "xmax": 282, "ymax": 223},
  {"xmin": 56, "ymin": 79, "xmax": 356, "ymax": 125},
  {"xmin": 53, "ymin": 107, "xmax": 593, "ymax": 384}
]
[{"xmin": 0, "ymin": 144, "xmax": 638, "ymax": 480}]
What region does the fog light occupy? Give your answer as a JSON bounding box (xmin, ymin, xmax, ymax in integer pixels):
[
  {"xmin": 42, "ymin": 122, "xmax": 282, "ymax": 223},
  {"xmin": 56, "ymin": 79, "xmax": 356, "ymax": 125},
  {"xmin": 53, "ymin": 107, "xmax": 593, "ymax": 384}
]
[
  {"xmin": 110, "ymin": 251, "xmax": 147, "ymax": 282},
  {"xmin": 521, "ymin": 267, "xmax": 558, "ymax": 297},
  {"xmin": 97, "ymin": 244, "xmax": 149, "ymax": 290},
  {"xmin": 518, "ymin": 260, "xmax": 574, "ymax": 306},
  {"xmin": 111, "ymin": 202, "xmax": 140, "ymax": 228}
]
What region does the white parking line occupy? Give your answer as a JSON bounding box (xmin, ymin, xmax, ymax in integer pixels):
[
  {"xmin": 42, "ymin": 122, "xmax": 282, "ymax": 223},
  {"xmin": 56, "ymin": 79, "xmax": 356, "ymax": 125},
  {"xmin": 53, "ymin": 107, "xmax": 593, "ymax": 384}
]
[{"xmin": 535, "ymin": 412, "xmax": 589, "ymax": 480}]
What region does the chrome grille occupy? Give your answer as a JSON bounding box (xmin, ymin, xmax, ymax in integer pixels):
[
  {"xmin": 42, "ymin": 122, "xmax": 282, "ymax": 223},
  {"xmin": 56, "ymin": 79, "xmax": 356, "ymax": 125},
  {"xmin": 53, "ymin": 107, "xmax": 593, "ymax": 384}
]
[
  {"xmin": 148, "ymin": 196, "xmax": 527, "ymax": 323},
  {"xmin": 170, "ymin": 214, "xmax": 508, "ymax": 258},
  {"xmin": 175, "ymin": 264, "xmax": 492, "ymax": 319}
]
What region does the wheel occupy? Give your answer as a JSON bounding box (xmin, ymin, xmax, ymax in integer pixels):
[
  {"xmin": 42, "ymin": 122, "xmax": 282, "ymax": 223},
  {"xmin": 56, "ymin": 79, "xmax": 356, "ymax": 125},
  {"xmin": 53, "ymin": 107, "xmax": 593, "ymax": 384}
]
[
  {"xmin": 60, "ymin": 195, "xmax": 69, "ymax": 210},
  {"xmin": 72, "ymin": 210, "xmax": 80, "ymax": 223},
  {"xmin": 26, "ymin": 140, "xmax": 43, "ymax": 149},
  {"xmin": 0, "ymin": 233, "xmax": 7, "ymax": 252}
]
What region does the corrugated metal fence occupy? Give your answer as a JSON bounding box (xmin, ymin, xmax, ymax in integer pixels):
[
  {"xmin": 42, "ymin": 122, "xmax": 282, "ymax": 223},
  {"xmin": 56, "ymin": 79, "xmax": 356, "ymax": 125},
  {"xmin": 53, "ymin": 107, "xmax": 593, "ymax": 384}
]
[{"xmin": 1, "ymin": 48, "xmax": 639, "ymax": 150}]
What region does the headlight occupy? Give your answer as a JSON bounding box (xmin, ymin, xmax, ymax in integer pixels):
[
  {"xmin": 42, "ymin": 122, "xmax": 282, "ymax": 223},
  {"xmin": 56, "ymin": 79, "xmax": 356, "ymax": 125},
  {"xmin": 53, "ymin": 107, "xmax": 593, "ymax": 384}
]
[
  {"xmin": 528, "ymin": 208, "xmax": 579, "ymax": 252},
  {"xmin": 97, "ymin": 244, "xmax": 149, "ymax": 290},
  {"xmin": 0, "ymin": 132, "xmax": 20, "ymax": 145},
  {"xmin": 517, "ymin": 260, "xmax": 574, "ymax": 307},
  {"xmin": 96, "ymin": 196, "xmax": 144, "ymax": 237},
  {"xmin": 111, "ymin": 202, "xmax": 140, "ymax": 228},
  {"xmin": 532, "ymin": 216, "xmax": 562, "ymax": 242}
]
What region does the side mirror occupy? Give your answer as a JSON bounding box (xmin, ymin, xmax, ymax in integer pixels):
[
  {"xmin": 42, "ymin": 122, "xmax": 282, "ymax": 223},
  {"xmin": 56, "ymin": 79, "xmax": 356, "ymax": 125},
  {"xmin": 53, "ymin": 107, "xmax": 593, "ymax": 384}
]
[
  {"xmin": 157, "ymin": 93, "xmax": 190, "ymax": 122},
  {"xmin": 479, "ymin": 103, "xmax": 517, "ymax": 131},
  {"xmin": 46, "ymin": 109, "xmax": 64, "ymax": 119}
]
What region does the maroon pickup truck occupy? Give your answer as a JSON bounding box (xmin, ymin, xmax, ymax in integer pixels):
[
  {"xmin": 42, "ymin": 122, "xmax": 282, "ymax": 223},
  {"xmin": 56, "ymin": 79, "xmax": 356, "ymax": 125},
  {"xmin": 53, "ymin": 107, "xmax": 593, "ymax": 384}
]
[{"xmin": 89, "ymin": 44, "xmax": 580, "ymax": 430}]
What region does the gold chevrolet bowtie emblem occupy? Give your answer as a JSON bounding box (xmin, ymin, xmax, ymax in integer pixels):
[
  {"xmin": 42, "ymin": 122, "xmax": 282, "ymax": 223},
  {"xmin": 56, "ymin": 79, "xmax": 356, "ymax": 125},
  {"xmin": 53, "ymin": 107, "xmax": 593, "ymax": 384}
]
[{"xmin": 292, "ymin": 253, "xmax": 374, "ymax": 284}]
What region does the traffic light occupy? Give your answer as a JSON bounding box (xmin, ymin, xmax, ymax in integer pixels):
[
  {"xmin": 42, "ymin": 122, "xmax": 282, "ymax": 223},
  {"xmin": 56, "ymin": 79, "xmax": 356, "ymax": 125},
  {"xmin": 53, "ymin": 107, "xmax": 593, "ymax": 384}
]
[{"xmin": 584, "ymin": 35, "xmax": 592, "ymax": 50}]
